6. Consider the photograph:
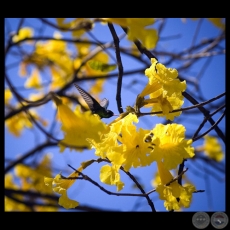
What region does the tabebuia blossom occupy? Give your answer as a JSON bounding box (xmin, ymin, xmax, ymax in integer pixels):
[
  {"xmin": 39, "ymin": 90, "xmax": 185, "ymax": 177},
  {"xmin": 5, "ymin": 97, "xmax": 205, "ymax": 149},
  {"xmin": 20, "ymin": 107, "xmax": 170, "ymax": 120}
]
[
  {"xmin": 155, "ymin": 161, "xmax": 196, "ymax": 211},
  {"xmin": 137, "ymin": 58, "xmax": 186, "ymax": 120},
  {"xmin": 149, "ymin": 123, "xmax": 195, "ymax": 170}
]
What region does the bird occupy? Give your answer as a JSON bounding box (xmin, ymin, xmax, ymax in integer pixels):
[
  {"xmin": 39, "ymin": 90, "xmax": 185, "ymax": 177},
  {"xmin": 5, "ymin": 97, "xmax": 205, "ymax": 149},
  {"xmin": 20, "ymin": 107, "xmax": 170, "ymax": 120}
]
[{"xmin": 74, "ymin": 83, "xmax": 114, "ymax": 119}]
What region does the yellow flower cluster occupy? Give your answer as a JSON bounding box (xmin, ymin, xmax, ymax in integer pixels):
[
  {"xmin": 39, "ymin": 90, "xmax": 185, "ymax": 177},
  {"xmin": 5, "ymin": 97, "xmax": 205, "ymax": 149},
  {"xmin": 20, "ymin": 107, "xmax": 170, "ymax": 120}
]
[
  {"xmin": 5, "ymin": 155, "xmax": 58, "ymax": 211},
  {"xmin": 7, "ymin": 18, "xmax": 222, "ymax": 211},
  {"xmin": 102, "ymin": 18, "xmax": 158, "ymax": 49},
  {"xmin": 45, "ymin": 57, "xmax": 196, "ymax": 210},
  {"xmin": 137, "ymin": 58, "xmax": 186, "ymax": 120},
  {"xmin": 44, "ymin": 168, "xmax": 82, "ymax": 209},
  {"xmin": 156, "ymin": 161, "xmax": 196, "ymax": 211},
  {"xmin": 196, "ymin": 135, "xmax": 224, "ymax": 162}
]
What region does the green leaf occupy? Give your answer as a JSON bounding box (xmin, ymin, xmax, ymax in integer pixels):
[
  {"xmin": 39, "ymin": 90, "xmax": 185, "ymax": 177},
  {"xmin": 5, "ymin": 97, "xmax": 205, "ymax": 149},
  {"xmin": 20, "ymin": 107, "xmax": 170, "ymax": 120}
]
[{"xmin": 87, "ymin": 60, "xmax": 117, "ymax": 72}]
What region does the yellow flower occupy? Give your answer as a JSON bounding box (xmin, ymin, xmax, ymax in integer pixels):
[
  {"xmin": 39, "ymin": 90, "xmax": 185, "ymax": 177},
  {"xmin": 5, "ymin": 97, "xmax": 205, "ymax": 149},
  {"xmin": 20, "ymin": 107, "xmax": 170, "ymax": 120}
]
[
  {"xmin": 48, "ymin": 171, "xmax": 78, "ymax": 194},
  {"xmin": 100, "ymin": 164, "xmax": 124, "ymax": 191},
  {"xmin": 150, "ymin": 123, "xmax": 195, "ymax": 170},
  {"xmin": 5, "ymin": 111, "xmax": 33, "ymax": 136},
  {"xmin": 5, "ymin": 174, "xmax": 31, "ymax": 211},
  {"xmin": 89, "ymin": 113, "xmax": 154, "ymax": 172},
  {"xmin": 196, "ymin": 135, "xmax": 224, "ymax": 162},
  {"xmin": 88, "ymin": 131, "xmax": 120, "ymax": 159},
  {"xmin": 44, "ymin": 167, "xmax": 82, "ymax": 209},
  {"xmin": 5, "ymin": 109, "xmax": 47, "ymax": 137},
  {"xmin": 15, "ymin": 155, "xmax": 54, "ymax": 194},
  {"xmin": 52, "ymin": 93, "xmax": 107, "ymax": 151},
  {"xmin": 21, "ymin": 31, "xmax": 74, "ymax": 90},
  {"xmin": 119, "ymin": 126, "xmax": 153, "ymax": 172},
  {"xmin": 58, "ymin": 190, "xmax": 79, "ymax": 209},
  {"xmin": 151, "ymin": 170, "xmax": 161, "ymax": 188},
  {"xmin": 102, "ymin": 18, "xmax": 158, "ymax": 49},
  {"xmin": 152, "ymin": 168, "xmax": 194, "ymax": 189},
  {"xmin": 156, "ymin": 161, "xmax": 196, "ymax": 211},
  {"xmin": 24, "ymin": 69, "xmax": 42, "ymax": 89},
  {"xmin": 12, "ymin": 27, "xmax": 34, "ymax": 43},
  {"xmin": 126, "ymin": 19, "xmax": 158, "ymax": 49},
  {"xmin": 138, "ymin": 58, "xmax": 186, "ymax": 120},
  {"xmin": 203, "ymin": 136, "xmax": 224, "ymax": 161},
  {"xmin": 5, "ymin": 88, "xmax": 13, "ymax": 105},
  {"xmin": 5, "ymin": 155, "xmax": 58, "ymax": 211}
]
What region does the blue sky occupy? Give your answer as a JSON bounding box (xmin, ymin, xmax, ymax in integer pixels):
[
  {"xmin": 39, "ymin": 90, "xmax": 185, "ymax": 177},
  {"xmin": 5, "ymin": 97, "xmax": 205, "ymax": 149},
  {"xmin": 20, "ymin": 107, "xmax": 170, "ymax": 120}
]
[{"xmin": 5, "ymin": 18, "xmax": 225, "ymax": 212}]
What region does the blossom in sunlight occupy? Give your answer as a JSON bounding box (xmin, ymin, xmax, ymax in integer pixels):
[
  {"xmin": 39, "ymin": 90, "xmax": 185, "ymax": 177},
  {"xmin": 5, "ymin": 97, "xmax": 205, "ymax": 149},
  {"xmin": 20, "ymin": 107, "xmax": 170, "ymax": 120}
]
[
  {"xmin": 196, "ymin": 135, "xmax": 224, "ymax": 162},
  {"xmin": 5, "ymin": 174, "xmax": 31, "ymax": 211},
  {"xmin": 155, "ymin": 161, "xmax": 196, "ymax": 211},
  {"xmin": 88, "ymin": 130, "xmax": 120, "ymax": 159},
  {"xmin": 5, "ymin": 155, "xmax": 58, "ymax": 211},
  {"xmin": 118, "ymin": 126, "xmax": 153, "ymax": 172},
  {"xmin": 6, "ymin": 106, "xmax": 48, "ymax": 135},
  {"xmin": 149, "ymin": 123, "xmax": 195, "ymax": 170},
  {"xmin": 51, "ymin": 93, "xmax": 107, "ymax": 152},
  {"xmin": 24, "ymin": 69, "xmax": 42, "ymax": 89},
  {"xmin": 100, "ymin": 164, "xmax": 124, "ymax": 191},
  {"xmin": 5, "ymin": 111, "xmax": 33, "ymax": 136},
  {"xmin": 5, "ymin": 108, "xmax": 48, "ymax": 137},
  {"xmin": 20, "ymin": 31, "xmax": 74, "ymax": 90},
  {"xmin": 12, "ymin": 27, "xmax": 34, "ymax": 43},
  {"xmin": 5, "ymin": 88, "xmax": 13, "ymax": 105},
  {"xmin": 15, "ymin": 155, "xmax": 53, "ymax": 194},
  {"xmin": 152, "ymin": 168, "xmax": 194, "ymax": 189},
  {"xmin": 101, "ymin": 18, "xmax": 158, "ymax": 49},
  {"xmin": 203, "ymin": 135, "xmax": 224, "ymax": 161},
  {"xmin": 151, "ymin": 170, "xmax": 161, "ymax": 188},
  {"xmin": 58, "ymin": 190, "xmax": 79, "ymax": 209},
  {"xmin": 44, "ymin": 167, "xmax": 82, "ymax": 209},
  {"xmin": 89, "ymin": 113, "xmax": 154, "ymax": 175},
  {"xmin": 137, "ymin": 58, "xmax": 186, "ymax": 120},
  {"xmin": 88, "ymin": 113, "xmax": 156, "ymax": 190}
]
